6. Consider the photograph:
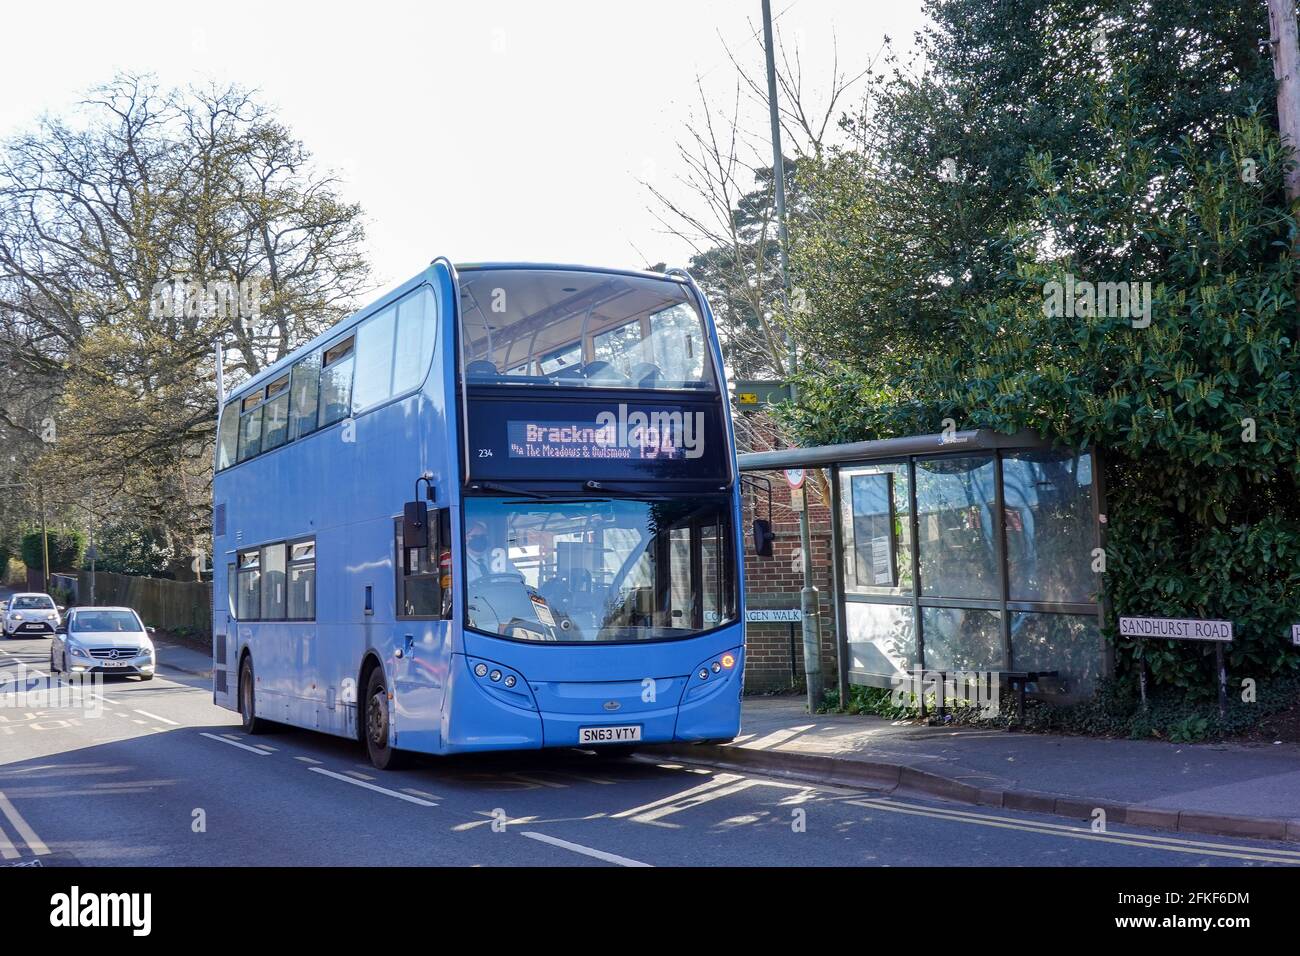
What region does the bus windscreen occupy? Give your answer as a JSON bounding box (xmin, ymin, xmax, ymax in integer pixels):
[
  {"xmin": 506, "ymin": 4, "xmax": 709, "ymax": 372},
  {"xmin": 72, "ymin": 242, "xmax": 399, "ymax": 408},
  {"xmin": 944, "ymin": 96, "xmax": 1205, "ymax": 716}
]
[{"xmin": 462, "ymin": 495, "xmax": 737, "ymax": 643}]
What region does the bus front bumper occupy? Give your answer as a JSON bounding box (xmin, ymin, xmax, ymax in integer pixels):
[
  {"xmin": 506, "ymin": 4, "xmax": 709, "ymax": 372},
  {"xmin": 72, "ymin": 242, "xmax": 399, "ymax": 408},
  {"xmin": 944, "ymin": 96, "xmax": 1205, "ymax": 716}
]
[{"xmin": 439, "ymin": 647, "xmax": 743, "ymax": 754}]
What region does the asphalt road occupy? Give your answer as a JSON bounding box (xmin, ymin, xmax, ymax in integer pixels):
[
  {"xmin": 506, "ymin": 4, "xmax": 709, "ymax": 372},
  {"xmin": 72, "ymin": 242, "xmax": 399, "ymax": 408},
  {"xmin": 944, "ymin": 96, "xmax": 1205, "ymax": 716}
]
[{"xmin": 1, "ymin": 632, "xmax": 1298, "ymax": 868}]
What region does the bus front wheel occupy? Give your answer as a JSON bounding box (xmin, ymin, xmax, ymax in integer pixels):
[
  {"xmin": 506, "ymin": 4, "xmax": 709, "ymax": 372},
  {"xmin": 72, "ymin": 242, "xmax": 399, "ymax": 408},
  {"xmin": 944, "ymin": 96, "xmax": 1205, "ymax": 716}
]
[
  {"xmin": 239, "ymin": 656, "xmax": 271, "ymax": 735},
  {"xmin": 364, "ymin": 668, "xmax": 409, "ymax": 770}
]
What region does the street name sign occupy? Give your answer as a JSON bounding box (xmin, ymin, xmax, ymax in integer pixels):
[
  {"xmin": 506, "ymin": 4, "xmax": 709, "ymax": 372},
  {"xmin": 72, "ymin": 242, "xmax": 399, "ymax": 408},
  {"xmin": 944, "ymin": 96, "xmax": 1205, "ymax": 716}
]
[
  {"xmin": 746, "ymin": 609, "xmax": 803, "ymax": 623},
  {"xmin": 1118, "ymin": 617, "xmax": 1233, "ymax": 642}
]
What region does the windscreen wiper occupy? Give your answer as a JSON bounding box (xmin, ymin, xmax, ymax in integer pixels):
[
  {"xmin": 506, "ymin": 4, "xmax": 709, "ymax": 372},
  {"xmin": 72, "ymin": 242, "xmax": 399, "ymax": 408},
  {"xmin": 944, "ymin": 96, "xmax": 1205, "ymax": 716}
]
[
  {"xmin": 582, "ymin": 479, "xmax": 731, "ymax": 494},
  {"xmin": 467, "ymin": 480, "xmax": 549, "ymax": 500}
]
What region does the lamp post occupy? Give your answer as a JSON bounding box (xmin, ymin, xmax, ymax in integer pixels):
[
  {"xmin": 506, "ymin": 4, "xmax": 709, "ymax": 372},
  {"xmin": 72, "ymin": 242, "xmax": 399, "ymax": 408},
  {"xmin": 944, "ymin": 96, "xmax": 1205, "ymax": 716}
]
[{"xmin": 761, "ymin": 0, "xmax": 824, "ymax": 712}]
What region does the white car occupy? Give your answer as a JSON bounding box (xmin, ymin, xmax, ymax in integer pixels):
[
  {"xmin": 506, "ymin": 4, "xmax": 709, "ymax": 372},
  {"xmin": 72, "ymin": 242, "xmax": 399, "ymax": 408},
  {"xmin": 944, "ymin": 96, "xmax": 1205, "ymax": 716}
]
[
  {"xmin": 3, "ymin": 593, "xmax": 62, "ymax": 638},
  {"xmin": 50, "ymin": 606, "xmax": 156, "ymax": 680}
]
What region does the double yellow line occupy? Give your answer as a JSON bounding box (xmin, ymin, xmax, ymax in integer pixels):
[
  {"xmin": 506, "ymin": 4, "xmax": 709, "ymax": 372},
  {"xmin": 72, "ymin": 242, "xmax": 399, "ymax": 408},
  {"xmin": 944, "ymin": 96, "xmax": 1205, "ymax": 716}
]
[{"xmin": 847, "ymin": 797, "xmax": 1300, "ymax": 865}]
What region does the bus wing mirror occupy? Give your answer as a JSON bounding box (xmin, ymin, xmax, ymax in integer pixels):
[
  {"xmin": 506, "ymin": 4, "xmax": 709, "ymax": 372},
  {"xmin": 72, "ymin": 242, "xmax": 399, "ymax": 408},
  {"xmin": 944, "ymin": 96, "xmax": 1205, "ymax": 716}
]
[
  {"xmin": 753, "ymin": 518, "xmax": 774, "ymax": 557},
  {"xmin": 403, "ymin": 501, "xmax": 429, "ymax": 550}
]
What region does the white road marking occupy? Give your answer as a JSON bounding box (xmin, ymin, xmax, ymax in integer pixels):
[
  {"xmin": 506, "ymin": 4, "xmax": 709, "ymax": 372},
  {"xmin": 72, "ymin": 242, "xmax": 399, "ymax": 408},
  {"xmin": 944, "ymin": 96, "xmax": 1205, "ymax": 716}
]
[
  {"xmin": 0, "ymin": 821, "xmax": 18, "ymax": 859},
  {"xmin": 134, "ymin": 709, "xmax": 179, "ymax": 726},
  {"xmin": 613, "ymin": 773, "xmax": 743, "ymax": 818},
  {"xmin": 293, "ymin": 756, "xmax": 322, "ymax": 765},
  {"xmin": 0, "ymin": 791, "xmax": 49, "ymax": 855},
  {"xmin": 850, "ymin": 798, "xmax": 1300, "ymax": 857},
  {"xmin": 849, "ymin": 798, "xmax": 1300, "ymax": 865},
  {"xmin": 200, "ymin": 732, "xmax": 273, "ymax": 755},
  {"xmin": 521, "ymin": 831, "xmax": 651, "ymax": 867},
  {"xmin": 308, "ymin": 767, "xmax": 438, "ymax": 806}
]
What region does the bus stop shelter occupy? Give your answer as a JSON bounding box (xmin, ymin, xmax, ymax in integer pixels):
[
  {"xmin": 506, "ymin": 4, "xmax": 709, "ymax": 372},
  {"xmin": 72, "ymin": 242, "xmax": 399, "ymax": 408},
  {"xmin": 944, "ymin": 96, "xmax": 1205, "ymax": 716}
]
[{"xmin": 737, "ymin": 430, "xmax": 1110, "ymax": 706}]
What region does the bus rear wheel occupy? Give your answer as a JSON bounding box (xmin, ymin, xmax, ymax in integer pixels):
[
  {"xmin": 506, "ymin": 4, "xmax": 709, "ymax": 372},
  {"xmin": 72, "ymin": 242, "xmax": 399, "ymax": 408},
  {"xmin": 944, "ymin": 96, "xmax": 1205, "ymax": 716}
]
[
  {"xmin": 364, "ymin": 668, "xmax": 409, "ymax": 770},
  {"xmin": 239, "ymin": 656, "xmax": 271, "ymax": 735}
]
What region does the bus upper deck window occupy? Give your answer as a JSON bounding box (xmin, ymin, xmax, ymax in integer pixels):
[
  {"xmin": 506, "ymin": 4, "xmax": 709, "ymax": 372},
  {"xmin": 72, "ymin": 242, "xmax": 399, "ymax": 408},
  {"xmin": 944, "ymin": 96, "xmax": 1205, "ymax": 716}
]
[
  {"xmin": 457, "ymin": 268, "xmax": 716, "ymax": 391},
  {"xmin": 320, "ymin": 335, "xmax": 356, "ymax": 426},
  {"xmin": 262, "ymin": 374, "xmax": 292, "ymax": 451}
]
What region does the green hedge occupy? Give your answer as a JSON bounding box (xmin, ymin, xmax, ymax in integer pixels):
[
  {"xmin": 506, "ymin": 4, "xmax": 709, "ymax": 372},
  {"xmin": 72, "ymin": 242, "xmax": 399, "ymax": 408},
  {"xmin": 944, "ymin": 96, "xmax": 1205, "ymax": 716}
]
[{"xmin": 20, "ymin": 529, "xmax": 86, "ymax": 576}]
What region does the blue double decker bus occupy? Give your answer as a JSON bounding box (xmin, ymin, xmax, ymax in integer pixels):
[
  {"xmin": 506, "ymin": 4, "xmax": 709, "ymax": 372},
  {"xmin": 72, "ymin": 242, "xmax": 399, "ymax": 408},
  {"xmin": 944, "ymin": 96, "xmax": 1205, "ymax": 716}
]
[{"xmin": 212, "ymin": 260, "xmax": 745, "ymax": 768}]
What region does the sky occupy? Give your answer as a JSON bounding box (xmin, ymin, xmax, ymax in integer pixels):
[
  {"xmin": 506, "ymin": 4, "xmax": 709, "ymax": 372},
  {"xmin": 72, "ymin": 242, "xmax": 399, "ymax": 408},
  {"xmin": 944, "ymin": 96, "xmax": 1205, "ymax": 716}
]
[{"xmin": 0, "ymin": 0, "xmax": 929, "ymax": 296}]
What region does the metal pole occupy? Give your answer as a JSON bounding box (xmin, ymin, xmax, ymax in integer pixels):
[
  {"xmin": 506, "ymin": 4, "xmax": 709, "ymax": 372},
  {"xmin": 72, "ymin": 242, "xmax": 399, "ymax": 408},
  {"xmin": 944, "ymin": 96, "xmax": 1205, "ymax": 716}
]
[
  {"xmin": 89, "ymin": 522, "xmax": 96, "ymax": 606},
  {"xmin": 829, "ymin": 462, "xmax": 850, "ymax": 707},
  {"xmin": 215, "ymin": 342, "xmax": 226, "ymax": 406},
  {"xmin": 762, "ymin": 0, "xmax": 792, "ymax": 299},
  {"xmin": 1216, "ymin": 642, "xmax": 1227, "ymax": 719},
  {"xmin": 762, "ymin": 0, "xmax": 823, "ymax": 711},
  {"xmin": 39, "ymin": 486, "xmax": 50, "ymax": 594}
]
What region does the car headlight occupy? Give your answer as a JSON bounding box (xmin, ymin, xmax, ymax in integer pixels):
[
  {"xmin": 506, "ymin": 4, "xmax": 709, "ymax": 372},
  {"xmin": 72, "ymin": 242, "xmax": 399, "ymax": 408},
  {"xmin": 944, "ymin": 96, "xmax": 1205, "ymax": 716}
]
[
  {"xmin": 11, "ymin": 613, "xmax": 23, "ymax": 622},
  {"xmin": 69, "ymin": 645, "xmax": 93, "ymax": 659}
]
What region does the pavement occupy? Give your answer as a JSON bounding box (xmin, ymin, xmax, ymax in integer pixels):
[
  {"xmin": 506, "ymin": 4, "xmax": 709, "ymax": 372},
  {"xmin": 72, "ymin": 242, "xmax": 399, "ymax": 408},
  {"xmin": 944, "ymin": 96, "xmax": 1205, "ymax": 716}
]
[
  {"xmin": 654, "ymin": 696, "xmax": 1300, "ymax": 842},
  {"xmin": 151, "ymin": 634, "xmax": 212, "ymax": 678}
]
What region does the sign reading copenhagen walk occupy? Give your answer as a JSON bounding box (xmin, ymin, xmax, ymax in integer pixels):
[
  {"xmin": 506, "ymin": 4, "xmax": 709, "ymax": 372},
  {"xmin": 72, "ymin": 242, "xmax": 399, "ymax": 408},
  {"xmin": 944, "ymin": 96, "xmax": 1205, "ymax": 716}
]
[
  {"xmin": 746, "ymin": 609, "xmax": 803, "ymax": 623},
  {"xmin": 1118, "ymin": 616, "xmax": 1233, "ymax": 642}
]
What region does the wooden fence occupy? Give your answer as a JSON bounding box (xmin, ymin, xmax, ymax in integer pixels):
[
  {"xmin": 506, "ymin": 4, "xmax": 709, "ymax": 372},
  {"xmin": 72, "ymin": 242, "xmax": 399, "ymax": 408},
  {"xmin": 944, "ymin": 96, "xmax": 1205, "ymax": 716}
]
[{"xmin": 54, "ymin": 571, "xmax": 212, "ymax": 637}]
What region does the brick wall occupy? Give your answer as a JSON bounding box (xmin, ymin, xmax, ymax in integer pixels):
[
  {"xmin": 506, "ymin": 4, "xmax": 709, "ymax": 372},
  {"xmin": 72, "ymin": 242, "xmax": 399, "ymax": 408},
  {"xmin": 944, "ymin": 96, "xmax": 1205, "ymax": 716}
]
[{"xmin": 742, "ymin": 469, "xmax": 838, "ymax": 693}]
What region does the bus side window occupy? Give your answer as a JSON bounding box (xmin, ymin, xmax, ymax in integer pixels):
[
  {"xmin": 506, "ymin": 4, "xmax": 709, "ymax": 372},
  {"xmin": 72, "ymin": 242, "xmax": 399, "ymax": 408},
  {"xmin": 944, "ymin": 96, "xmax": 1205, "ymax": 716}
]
[
  {"xmin": 438, "ymin": 508, "xmax": 452, "ymax": 618},
  {"xmin": 396, "ymin": 509, "xmax": 450, "ymax": 619},
  {"xmin": 226, "ymin": 562, "xmax": 236, "ymax": 618}
]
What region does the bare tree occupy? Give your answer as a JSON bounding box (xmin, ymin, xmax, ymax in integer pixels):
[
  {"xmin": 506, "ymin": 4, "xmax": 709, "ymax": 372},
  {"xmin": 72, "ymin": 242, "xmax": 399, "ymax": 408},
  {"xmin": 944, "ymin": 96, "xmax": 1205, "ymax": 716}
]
[{"xmin": 0, "ymin": 74, "xmax": 372, "ymax": 573}]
